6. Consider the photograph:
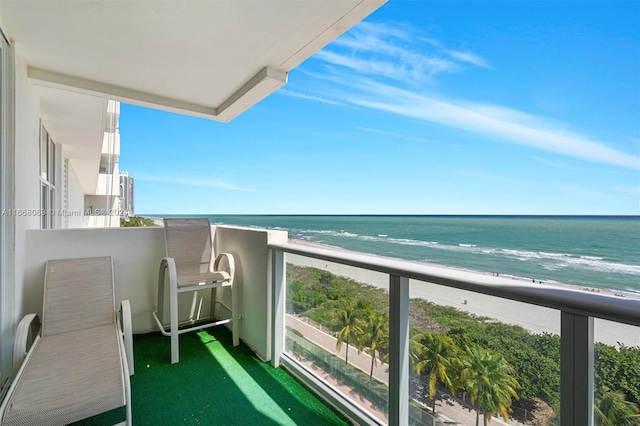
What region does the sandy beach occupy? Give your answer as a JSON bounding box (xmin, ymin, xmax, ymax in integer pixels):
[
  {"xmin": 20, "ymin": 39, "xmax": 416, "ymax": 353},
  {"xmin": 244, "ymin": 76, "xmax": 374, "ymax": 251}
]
[{"xmin": 287, "ymin": 239, "xmax": 640, "ymax": 348}]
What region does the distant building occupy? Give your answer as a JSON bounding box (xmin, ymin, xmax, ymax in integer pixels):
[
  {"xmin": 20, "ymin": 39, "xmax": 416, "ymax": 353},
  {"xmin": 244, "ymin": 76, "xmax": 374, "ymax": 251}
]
[{"xmin": 119, "ymin": 172, "xmax": 134, "ymax": 218}]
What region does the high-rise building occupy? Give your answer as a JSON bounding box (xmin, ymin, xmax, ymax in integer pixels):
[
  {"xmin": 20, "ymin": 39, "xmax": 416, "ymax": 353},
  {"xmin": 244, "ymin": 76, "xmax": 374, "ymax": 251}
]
[{"xmin": 119, "ymin": 172, "xmax": 134, "ymax": 218}]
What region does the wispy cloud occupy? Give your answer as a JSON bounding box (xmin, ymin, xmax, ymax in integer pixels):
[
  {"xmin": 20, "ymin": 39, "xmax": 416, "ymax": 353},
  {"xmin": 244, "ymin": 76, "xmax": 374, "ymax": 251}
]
[
  {"xmin": 302, "ymin": 21, "xmax": 638, "ymax": 170},
  {"xmin": 136, "ymin": 174, "xmax": 254, "ymax": 192},
  {"xmin": 445, "ymin": 49, "xmax": 491, "ymax": 68},
  {"xmin": 421, "ymin": 37, "xmax": 492, "ymax": 69},
  {"xmin": 278, "ymin": 89, "xmax": 343, "ymax": 105},
  {"xmin": 355, "ymin": 126, "xmax": 430, "ymax": 143},
  {"xmin": 317, "ymin": 21, "xmax": 488, "ymax": 85},
  {"xmin": 529, "ymin": 156, "xmax": 589, "ymax": 172},
  {"xmin": 612, "ymin": 185, "xmax": 640, "ymax": 197},
  {"xmin": 344, "ymin": 77, "xmax": 639, "ymax": 170}
]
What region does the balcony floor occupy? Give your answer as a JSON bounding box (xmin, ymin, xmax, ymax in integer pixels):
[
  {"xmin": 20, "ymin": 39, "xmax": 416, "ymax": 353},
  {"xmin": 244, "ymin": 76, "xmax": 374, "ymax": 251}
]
[{"xmin": 70, "ymin": 328, "xmax": 351, "ymax": 425}]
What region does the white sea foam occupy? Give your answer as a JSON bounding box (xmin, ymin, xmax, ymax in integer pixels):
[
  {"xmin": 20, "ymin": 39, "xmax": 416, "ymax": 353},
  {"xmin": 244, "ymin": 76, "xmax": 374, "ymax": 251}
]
[
  {"xmin": 393, "ymin": 237, "xmax": 639, "ymax": 276},
  {"xmin": 491, "ymin": 247, "xmax": 640, "ymax": 275},
  {"xmin": 300, "ymin": 229, "xmax": 359, "ymax": 238},
  {"xmin": 295, "ymin": 229, "xmax": 640, "ymax": 277},
  {"xmin": 387, "ymin": 237, "xmax": 439, "ymax": 247}
]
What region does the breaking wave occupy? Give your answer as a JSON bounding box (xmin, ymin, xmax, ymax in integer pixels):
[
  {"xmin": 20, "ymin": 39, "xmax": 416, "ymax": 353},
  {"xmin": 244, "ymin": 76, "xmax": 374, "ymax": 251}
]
[{"xmin": 294, "ymin": 229, "xmax": 640, "ymax": 277}]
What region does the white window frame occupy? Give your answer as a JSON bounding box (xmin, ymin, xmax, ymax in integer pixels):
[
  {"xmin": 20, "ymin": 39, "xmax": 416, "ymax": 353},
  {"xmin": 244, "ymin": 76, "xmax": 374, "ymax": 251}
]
[
  {"xmin": 39, "ymin": 123, "xmax": 56, "ymax": 229},
  {"xmin": 0, "ymin": 25, "xmax": 15, "ymax": 383}
]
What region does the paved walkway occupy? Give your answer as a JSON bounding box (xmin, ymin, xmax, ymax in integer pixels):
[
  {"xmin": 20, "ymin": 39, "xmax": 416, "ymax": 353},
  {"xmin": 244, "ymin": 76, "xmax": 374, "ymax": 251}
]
[
  {"xmin": 286, "ymin": 315, "xmax": 512, "ymax": 426},
  {"xmin": 287, "ymin": 315, "xmax": 389, "ymax": 383}
]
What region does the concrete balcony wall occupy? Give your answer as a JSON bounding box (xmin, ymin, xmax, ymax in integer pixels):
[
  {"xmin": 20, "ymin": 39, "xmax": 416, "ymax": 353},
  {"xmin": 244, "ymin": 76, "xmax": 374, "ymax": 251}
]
[
  {"xmin": 214, "ymin": 226, "xmax": 288, "ymax": 360},
  {"xmin": 23, "ymin": 225, "xmax": 287, "ymax": 359},
  {"xmin": 95, "ymin": 169, "xmax": 120, "ymax": 196},
  {"xmin": 83, "ymin": 195, "xmax": 121, "ymax": 227},
  {"xmin": 66, "ymin": 162, "xmax": 86, "ymax": 228},
  {"xmin": 105, "ymin": 100, "xmax": 119, "ymax": 133},
  {"xmin": 101, "ymin": 131, "xmax": 120, "ymax": 156}
]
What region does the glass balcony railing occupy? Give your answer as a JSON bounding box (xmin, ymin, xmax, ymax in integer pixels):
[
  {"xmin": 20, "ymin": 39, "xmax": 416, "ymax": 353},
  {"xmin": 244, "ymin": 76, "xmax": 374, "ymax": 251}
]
[
  {"xmin": 269, "ymin": 241, "xmax": 640, "ymax": 426},
  {"xmin": 16, "ymin": 226, "xmax": 638, "ymax": 426},
  {"xmin": 284, "ymin": 256, "xmax": 390, "ymax": 424}
]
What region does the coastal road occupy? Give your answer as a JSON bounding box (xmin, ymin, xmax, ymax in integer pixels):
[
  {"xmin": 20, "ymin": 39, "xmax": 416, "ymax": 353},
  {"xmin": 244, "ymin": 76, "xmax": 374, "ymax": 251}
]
[{"xmin": 287, "ymin": 315, "xmax": 512, "ymax": 426}]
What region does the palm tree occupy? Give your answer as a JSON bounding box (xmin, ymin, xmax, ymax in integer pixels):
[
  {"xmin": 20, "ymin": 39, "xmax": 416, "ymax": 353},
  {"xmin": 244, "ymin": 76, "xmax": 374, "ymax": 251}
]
[
  {"xmin": 595, "ymin": 386, "xmax": 640, "ymax": 426},
  {"xmin": 335, "ymin": 303, "xmax": 363, "ymax": 365},
  {"xmin": 457, "ymin": 344, "xmax": 519, "ymax": 426},
  {"xmin": 358, "ymin": 313, "xmax": 389, "ymax": 382},
  {"xmin": 411, "ymin": 332, "xmax": 459, "ymax": 414}
]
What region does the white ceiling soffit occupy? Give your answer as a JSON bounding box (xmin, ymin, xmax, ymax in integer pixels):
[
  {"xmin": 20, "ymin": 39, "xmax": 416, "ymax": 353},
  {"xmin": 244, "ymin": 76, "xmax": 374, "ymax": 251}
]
[
  {"xmin": 34, "ymin": 86, "xmax": 108, "ymax": 194},
  {"xmin": 0, "ymin": 0, "xmax": 386, "ymax": 122}
]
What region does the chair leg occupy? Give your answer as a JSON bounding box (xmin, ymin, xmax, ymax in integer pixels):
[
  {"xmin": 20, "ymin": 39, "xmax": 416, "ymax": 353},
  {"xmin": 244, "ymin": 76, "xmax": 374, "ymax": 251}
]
[
  {"xmin": 232, "ymin": 281, "xmax": 239, "ymax": 347},
  {"xmin": 170, "ymin": 279, "xmax": 179, "ymax": 364},
  {"xmin": 188, "ymin": 291, "xmax": 199, "ymax": 322},
  {"xmin": 125, "ymin": 365, "xmax": 132, "ymax": 425},
  {"xmin": 209, "ymin": 287, "xmax": 217, "ymax": 320},
  {"xmin": 156, "ymin": 262, "xmax": 166, "ymax": 322}
]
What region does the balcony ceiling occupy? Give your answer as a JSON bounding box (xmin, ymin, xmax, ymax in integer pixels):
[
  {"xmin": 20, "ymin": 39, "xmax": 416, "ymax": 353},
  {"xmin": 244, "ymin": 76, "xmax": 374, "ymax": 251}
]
[
  {"xmin": 0, "ymin": 0, "xmax": 384, "ymax": 122},
  {"xmin": 0, "ymin": 0, "xmax": 385, "ymax": 193}
]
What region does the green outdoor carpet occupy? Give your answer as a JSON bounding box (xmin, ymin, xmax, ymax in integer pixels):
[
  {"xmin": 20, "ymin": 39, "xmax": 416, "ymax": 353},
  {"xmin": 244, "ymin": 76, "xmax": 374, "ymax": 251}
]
[{"xmin": 71, "ymin": 328, "xmax": 351, "ymax": 425}]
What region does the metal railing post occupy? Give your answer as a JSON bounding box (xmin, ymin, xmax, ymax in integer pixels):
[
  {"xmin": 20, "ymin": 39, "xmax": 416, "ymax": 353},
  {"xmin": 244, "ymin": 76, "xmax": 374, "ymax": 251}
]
[
  {"xmin": 389, "ymin": 274, "xmax": 409, "ymax": 426},
  {"xmin": 561, "ymin": 311, "xmax": 594, "ymax": 426},
  {"xmin": 271, "ymin": 249, "xmax": 285, "ymax": 367}
]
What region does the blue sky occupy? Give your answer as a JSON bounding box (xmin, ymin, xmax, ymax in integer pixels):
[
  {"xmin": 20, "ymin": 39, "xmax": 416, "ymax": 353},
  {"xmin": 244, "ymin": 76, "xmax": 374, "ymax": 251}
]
[{"xmin": 120, "ymin": 1, "xmax": 640, "ymax": 215}]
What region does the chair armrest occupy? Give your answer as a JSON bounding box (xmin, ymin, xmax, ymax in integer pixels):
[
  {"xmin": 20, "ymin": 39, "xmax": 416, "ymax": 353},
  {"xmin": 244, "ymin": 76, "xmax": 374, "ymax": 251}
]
[
  {"xmin": 214, "ymin": 252, "xmax": 235, "ymax": 280},
  {"xmin": 159, "ymin": 257, "xmax": 178, "ymax": 287},
  {"xmin": 2, "ymin": 315, "xmax": 40, "ymax": 422},
  {"xmin": 13, "ymin": 314, "xmax": 39, "ymax": 372},
  {"xmin": 119, "ymin": 300, "xmax": 134, "ymax": 376}
]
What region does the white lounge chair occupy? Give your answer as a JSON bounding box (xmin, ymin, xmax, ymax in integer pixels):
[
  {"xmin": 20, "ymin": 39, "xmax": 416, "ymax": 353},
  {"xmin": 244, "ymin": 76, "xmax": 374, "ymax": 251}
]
[
  {"xmin": 152, "ymin": 218, "xmax": 238, "ymax": 364},
  {"xmin": 0, "ymin": 256, "xmax": 133, "ymax": 426}
]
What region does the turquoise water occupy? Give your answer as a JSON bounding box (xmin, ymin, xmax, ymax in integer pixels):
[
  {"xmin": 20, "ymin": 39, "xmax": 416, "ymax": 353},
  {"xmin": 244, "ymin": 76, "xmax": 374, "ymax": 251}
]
[{"xmin": 162, "ymin": 215, "xmax": 640, "ymax": 294}]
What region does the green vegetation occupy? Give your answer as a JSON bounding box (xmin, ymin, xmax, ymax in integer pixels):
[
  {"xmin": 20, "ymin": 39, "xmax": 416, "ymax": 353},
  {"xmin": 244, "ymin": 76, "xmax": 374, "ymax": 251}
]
[
  {"xmin": 361, "ymin": 312, "xmax": 389, "ymax": 382},
  {"xmin": 595, "ymin": 386, "xmax": 640, "ymax": 426},
  {"xmin": 457, "ymin": 344, "xmax": 520, "ymax": 426},
  {"xmin": 410, "ymin": 332, "xmax": 458, "ymax": 414},
  {"xmin": 287, "ymin": 264, "xmax": 640, "ymax": 424},
  {"xmin": 596, "ymin": 343, "xmax": 640, "ymax": 404},
  {"xmin": 335, "ymin": 302, "xmax": 363, "ymax": 365},
  {"xmin": 119, "ymin": 216, "xmax": 158, "ymax": 227}
]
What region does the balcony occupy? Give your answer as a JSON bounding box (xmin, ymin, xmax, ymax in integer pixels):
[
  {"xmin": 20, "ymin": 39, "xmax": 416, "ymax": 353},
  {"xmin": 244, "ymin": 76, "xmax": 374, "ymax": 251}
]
[
  {"xmin": 101, "ymin": 131, "xmax": 120, "ymax": 157},
  {"xmin": 95, "ymin": 172, "xmax": 120, "ymax": 197},
  {"xmin": 74, "ymin": 327, "xmax": 350, "ymax": 425},
  {"xmin": 20, "ymin": 225, "xmax": 640, "ymax": 426}
]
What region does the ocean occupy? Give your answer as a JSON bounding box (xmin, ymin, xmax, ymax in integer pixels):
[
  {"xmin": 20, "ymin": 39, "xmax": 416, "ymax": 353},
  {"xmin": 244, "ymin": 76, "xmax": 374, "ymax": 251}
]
[{"xmin": 167, "ymin": 215, "xmax": 640, "ymax": 295}]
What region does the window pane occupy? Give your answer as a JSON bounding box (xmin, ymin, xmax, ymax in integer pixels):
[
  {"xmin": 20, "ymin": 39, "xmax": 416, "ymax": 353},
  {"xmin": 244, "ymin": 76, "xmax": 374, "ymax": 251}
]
[
  {"xmin": 39, "ymin": 125, "xmax": 47, "ymax": 181},
  {"xmin": 40, "ymin": 184, "xmax": 47, "ymax": 229},
  {"xmin": 408, "ymin": 279, "xmax": 560, "ymax": 426},
  {"xmin": 285, "ymin": 255, "xmax": 390, "ymax": 423},
  {"xmin": 48, "ymin": 139, "xmax": 55, "ymax": 184},
  {"xmin": 594, "ymin": 319, "xmax": 640, "ymax": 425},
  {"xmin": 48, "ymin": 187, "xmax": 55, "ymax": 229}
]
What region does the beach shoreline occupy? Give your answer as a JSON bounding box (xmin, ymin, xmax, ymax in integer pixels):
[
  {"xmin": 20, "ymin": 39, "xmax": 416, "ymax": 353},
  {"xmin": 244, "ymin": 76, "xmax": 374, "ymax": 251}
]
[{"xmin": 287, "ymin": 238, "xmax": 640, "ymax": 347}]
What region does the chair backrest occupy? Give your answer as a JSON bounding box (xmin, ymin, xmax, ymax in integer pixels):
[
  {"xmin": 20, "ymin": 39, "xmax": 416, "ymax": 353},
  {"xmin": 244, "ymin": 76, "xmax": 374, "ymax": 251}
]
[
  {"xmin": 163, "ymin": 218, "xmax": 214, "ymax": 279},
  {"xmin": 42, "ymin": 256, "xmax": 116, "ymax": 337}
]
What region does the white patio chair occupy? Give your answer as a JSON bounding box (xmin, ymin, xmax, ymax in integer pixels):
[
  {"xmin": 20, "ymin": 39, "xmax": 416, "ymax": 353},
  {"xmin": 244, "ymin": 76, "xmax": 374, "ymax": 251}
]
[
  {"xmin": 0, "ymin": 256, "xmax": 133, "ymax": 426},
  {"xmin": 152, "ymin": 218, "xmax": 238, "ymax": 364}
]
